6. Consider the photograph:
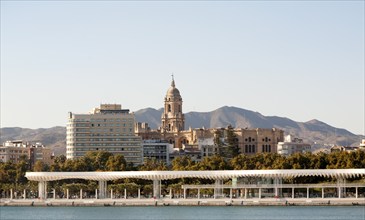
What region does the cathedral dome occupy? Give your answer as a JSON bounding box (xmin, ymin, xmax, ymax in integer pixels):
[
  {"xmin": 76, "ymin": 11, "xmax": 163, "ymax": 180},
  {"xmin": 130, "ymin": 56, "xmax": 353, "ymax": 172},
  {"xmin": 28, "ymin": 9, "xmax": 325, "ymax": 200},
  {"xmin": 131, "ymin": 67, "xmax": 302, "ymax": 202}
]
[{"xmin": 166, "ymin": 79, "xmax": 181, "ymax": 98}]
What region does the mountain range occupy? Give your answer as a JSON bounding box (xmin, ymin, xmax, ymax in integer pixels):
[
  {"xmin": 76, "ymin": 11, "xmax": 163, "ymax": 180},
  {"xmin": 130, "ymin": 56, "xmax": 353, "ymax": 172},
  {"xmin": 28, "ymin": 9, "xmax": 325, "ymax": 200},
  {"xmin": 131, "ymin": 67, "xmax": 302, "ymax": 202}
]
[
  {"xmin": 1, "ymin": 106, "xmax": 363, "ymax": 155},
  {"xmin": 134, "ymin": 106, "xmax": 363, "ymax": 148}
]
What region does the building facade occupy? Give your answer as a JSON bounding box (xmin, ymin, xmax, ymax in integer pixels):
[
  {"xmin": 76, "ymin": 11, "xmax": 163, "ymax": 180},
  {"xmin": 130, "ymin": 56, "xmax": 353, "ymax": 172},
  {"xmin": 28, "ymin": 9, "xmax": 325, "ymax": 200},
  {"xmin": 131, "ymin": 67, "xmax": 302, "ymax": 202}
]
[
  {"xmin": 277, "ymin": 135, "xmax": 311, "ymax": 156},
  {"xmin": 135, "ymin": 78, "xmax": 284, "ymax": 160},
  {"xmin": 0, "ymin": 140, "xmax": 53, "ymax": 167},
  {"xmin": 66, "ymin": 104, "xmax": 142, "ymax": 164},
  {"xmin": 142, "ymin": 140, "xmax": 172, "ymax": 164}
]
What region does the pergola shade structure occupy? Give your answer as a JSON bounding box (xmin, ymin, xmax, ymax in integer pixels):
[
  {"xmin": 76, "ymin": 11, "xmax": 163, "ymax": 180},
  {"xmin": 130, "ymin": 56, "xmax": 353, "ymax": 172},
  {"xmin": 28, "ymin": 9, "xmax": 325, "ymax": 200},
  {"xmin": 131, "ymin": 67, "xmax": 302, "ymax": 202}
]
[
  {"xmin": 26, "ymin": 169, "xmax": 365, "ymax": 181},
  {"xmin": 25, "ymin": 169, "xmax": 365, "ymax": 200}
]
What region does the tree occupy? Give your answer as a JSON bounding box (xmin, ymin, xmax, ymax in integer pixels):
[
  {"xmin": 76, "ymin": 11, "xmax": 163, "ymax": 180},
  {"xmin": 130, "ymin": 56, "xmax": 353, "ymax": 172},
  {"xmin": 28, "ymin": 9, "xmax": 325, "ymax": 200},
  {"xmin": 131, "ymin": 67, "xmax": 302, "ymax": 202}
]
[
  {"xmin": 230, "ymin": 154, "xmax": 249, "ymax": 170},
  {"xmin": 213, "ymin": 129, "xmax": 224, "ymax": 156},
  {"xmin": 199, "ymin": 155, "xmax": 229, "ymax": 170},
  {"xmin": 225, "ymin": 125, "xmax": 240, "ymax": 158},
  {"xmin": 106, "ymin": 155, "xmax": 127, "ymax": 171},
  {"xmin": 140, "ymin": 158, "xmax": 168, "ymax": 171},
  {"xmin": 15, "ymin": 156, "xmax": 29, "ymax": 187},
  {"xmin": 84, "ymin": 151, "xmax": 113, "ymax": 171},
  {"xmin": 171, "ymin": 156, "xmax": 196, "ymax": 171},
  {"xmin": 33, "ymin": 161, "xmax": 49, "ymax": 172}
]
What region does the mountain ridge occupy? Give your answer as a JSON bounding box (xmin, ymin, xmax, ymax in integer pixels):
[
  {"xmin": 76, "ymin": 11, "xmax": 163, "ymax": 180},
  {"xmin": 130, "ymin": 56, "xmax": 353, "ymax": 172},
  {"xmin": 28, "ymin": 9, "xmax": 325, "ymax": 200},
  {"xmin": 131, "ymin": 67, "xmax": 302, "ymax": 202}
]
[
  {"xmin": 134, "ymin": 106, "xmax": 363, "ymax": 147},
  {"xmin": 1, "ymin": 106, "xmax": 363, "ymax": 155}
]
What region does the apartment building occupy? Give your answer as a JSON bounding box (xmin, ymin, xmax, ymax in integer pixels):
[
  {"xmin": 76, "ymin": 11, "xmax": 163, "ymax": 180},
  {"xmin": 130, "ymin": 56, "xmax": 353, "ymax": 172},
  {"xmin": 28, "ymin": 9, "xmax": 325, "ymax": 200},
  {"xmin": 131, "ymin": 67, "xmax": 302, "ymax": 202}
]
[{"xmin": 66, "ymin": 104, "xmax": 142, "ymax": 165}]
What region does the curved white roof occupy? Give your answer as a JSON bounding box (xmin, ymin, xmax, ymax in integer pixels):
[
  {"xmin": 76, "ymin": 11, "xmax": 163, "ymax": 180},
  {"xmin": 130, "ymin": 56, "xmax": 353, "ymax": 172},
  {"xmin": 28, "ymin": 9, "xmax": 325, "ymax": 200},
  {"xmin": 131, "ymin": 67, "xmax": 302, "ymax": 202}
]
[{"xmin": 25, "ymin": 169, "xmax": 365, "ymax": 182}]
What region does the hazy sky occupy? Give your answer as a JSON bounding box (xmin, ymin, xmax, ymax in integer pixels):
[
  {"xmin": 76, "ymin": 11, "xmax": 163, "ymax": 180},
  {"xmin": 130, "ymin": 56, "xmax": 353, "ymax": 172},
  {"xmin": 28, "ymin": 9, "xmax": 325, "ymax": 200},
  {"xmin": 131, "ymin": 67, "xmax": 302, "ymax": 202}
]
[{"xmin": 1, "ymin": 1, "xmax": 364, "ymax": 135}]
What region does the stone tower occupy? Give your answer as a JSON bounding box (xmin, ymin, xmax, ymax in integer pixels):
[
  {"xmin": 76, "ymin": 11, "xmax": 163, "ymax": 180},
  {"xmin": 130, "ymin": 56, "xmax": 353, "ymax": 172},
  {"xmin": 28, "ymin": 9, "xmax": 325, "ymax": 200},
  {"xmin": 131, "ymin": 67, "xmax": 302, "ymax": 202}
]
[{"xmin": 161, "ymin": 77, "xmax": 185, "ymax": 133}]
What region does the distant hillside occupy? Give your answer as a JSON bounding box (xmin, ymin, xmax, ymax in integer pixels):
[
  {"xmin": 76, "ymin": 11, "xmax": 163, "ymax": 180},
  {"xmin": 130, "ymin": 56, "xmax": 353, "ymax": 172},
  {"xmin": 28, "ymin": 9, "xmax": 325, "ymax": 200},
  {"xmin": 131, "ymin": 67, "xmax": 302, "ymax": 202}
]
[
  {"xmin": 0, "ymin": 126, "xmax": 66, "ymax": 155},
  {"xmin": 135, "ymin": 106, "xmax": 363, "ymax": 147},
  {"xmin": 1, "ymin": 106, "xmax": 363, "ymax": 155}
]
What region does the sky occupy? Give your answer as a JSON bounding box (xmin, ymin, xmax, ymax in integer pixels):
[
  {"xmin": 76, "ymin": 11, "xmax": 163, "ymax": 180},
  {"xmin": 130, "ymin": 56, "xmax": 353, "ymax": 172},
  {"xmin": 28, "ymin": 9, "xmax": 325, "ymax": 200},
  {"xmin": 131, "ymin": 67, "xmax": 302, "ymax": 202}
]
[{"xmin": 1, "ymin": 1, "xmax": 364, "ymax": 135}]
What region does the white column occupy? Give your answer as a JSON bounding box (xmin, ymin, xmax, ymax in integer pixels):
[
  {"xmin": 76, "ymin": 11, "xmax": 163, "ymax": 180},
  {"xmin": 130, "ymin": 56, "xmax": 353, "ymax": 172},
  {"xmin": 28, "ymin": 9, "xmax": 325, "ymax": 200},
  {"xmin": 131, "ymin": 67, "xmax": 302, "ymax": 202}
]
[
  {"xmin": 80, "ymin": 189, "xmax": 83, "ymax": 199},
  {"xmin": 45, "ymin": 183, "xmax": 47, "ymax": 199},
  {"xmin": 183, "ymin": 188, "xmax": 186, "ymax": 199},
  {"xmin": 159, "ymin": 180, "xmax": 162, "ymax": 198},
  {"xmin": 230, "ymin": 188, "xmax": 233, "ymax": 199},
  {"xmin": 153, "ymin": 180, "xmax": 160, "ymax": 199},
  {"xmin": 337, "ymin": 178, "xmax": 345, "ymax": 199},
  {"xmin": 273, "ymin": 178, "xmax": 278, "ymax": 197},
  {"xmin": 169, "ymin": 188, "xmax": 172, "ymax": 199},
  {"xmin": 307, "ymin": 188, "xmax": 309, "ymax": 199},
  {"xmin": 214, "ymin": 179, "xmax": 223, "ymax": 199},
  {"xmin": 110, "ymin": 189, "xmax": 113, "ymax": 199},
  {"xmin": 10, "ymin": 189, "xmax": 13, "ymax": 200},
  {"xmin": 198, "ymin": 188, "xmax": 200, "ymax": 199},
  {"xmin": 244, "ymin": 188, "xmax": 247, "ymax": 199},
  {"xmin": 96, "ymin": 189, "xmax": 98, "ymax": 199},
  {"xmin": 66, "ymin": 189, "xmax": 69, "ymax": 200},
  {"xmin": 37, "ymin": 183, "xmax": 42, "ymax": 199},
  {"xmin": 338, "ymin": 186, "xmax": 342, "ymax": 199},
  {"xmin": 98, "ymin": 181, "xmax": 107, "ymax": 199},
  {"xmin": 23, "ymin": 189, "xmax": 26, "ymax": 200},
  {"xmin": 124, "ymin": 188, "xmax": 127, "ymax": 199},
  {"xmin": 38, "ymin": 181, "xmax": 46, "ymax": 200},
  {"xmin": 53, "ymin": 189, "xmax": 56, "ymax": 200},
  {"xmin": 355, "ymin": 187, "xmax": 358, "ymax": 199},
  {"xmin": 292, "ymin": 188, "xmax": 295, "ymax": 199},
  {"xmin": 258, "ymin": 188, "xmax": 261, "ymax": 199},
  {"xmin": 138, "ymin": 188, "xmax": 141, "ymax": 199},
  {"xmin": 322, "ymin": 188, "xmax": 324, "ymax": 199}
]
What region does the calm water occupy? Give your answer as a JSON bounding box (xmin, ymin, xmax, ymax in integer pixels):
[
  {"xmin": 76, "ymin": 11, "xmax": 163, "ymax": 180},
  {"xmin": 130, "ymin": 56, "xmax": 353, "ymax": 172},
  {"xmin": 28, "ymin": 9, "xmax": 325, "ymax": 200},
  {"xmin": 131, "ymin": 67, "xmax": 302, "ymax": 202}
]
[{"xmin": 0, "ymin": 206, "xmax": 364, "ymax": 220}]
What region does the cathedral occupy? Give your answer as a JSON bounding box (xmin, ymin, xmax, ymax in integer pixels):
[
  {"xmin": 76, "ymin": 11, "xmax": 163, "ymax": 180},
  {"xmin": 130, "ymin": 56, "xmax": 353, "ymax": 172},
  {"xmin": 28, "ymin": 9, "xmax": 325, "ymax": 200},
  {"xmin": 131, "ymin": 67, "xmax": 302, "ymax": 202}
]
[{"xmin": 135, "ymin": 78, "xmax": 284, "ymax": 156}]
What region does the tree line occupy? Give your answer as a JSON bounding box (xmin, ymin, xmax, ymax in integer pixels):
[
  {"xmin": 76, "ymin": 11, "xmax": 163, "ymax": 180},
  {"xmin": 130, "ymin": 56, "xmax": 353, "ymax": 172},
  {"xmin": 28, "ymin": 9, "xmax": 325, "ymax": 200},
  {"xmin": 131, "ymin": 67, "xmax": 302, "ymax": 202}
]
[{"xmin": 1, "ymin": 150, "xmax": 364, "ymax": 197}]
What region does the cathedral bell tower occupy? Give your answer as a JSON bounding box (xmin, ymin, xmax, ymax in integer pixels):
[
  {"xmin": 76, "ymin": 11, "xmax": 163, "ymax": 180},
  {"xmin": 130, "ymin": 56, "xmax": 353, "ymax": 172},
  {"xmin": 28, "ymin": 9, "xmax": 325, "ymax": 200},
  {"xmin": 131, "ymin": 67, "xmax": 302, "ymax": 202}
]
[{"xmin": 161, "ymin": 76, "xmax": 185, "ymax": 133}]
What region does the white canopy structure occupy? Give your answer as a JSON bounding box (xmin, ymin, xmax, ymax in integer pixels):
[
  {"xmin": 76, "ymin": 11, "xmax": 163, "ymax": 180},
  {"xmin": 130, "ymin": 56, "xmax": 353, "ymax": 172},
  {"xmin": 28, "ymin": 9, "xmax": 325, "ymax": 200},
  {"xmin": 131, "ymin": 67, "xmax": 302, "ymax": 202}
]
[
  {"xmin": 25, "ymin": 169, "xmax": 365, "ymax": 200},
  {"xmin": 25, "ymin": 169, "xmax": 365, "ymax": 182}
]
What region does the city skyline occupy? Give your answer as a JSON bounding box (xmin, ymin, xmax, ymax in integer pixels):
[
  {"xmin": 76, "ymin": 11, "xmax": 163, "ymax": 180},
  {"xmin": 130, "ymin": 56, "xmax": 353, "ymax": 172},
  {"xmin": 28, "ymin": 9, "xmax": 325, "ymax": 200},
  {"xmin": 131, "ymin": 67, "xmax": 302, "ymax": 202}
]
[{"xmin": 1, "ymin": 1, "xmax": 364, "ymax": 135}]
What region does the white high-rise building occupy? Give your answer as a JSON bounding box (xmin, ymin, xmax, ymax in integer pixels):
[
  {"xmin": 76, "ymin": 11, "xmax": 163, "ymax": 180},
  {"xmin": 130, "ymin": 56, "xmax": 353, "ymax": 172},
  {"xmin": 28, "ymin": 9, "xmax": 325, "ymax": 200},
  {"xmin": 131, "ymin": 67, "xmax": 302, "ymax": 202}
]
[{"xmin": 66, "ymin": 104, "xmax": 142, "ymax": 164}]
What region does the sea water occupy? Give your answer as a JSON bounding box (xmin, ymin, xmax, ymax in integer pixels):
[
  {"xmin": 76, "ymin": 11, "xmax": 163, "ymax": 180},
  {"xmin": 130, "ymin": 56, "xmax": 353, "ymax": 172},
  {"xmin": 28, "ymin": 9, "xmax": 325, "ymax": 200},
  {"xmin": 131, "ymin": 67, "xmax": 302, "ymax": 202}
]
[{"xmin": 0, "ymin": 206, "xmax": 364, "ymax": 220}]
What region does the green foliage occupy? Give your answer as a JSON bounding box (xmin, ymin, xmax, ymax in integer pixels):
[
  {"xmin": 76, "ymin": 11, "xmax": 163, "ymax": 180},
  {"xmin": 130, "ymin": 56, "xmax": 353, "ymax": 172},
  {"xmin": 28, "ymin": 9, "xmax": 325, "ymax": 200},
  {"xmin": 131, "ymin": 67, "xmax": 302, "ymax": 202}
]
[
  {"xmin": 1, "ymin": 149, "xmax": 364, "ymax": 192},
  {"xmin": 225, "ymin": 125, "xmax": 240, "ymax": 158},
  {"xmin": 199, "ymin": 155, "xmax": 229, "ymax": 170},
  {"xmin": 213, "ymin": 129, "xmax": 224, "ymax": 156},
  {"xmin": 140, "ymin": 158, "xmax": 168, "ymax": 171},
  {"xmin": 171, "ymin": 156, "xmax": 196, "ymax": 171},
  {"xmin": 106, "ymin": 155, "xmax": 127, "ymax": 171},
  {"xmin": 33, "ymin": 161, "xmax": 49, "ymax": 172}
]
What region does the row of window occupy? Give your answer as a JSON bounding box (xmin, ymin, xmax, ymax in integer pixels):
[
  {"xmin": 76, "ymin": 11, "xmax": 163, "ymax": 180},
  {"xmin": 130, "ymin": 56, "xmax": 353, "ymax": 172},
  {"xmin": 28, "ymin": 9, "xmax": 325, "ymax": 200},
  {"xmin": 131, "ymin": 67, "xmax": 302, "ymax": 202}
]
[
  {"xmin": 67, "ymin": 143, "xmax": 140, "ymax": 147},
  {"xmin": 66, "ymin": 152, "xmax": 141, "ymax": 158},
  {"xmin": 68, "ymin": 124, "xmax": 133, "ymax": 130},
  {"xmin": 70, "ymin": 118, "xmax": 133, "ymax": 123},
  {"xmin": 68, "ymin": 138, "xmax": 140, "ymax": 142},
  {"xmin": 262, "ymin": 145, "xmax": 272, "ymax": 152},
  {"xmin": 69, "ymin": 147, "xmax": 140, "ymax": 152},
  {"xmin": 245, "ymin": 145, "xmax": 256, "ymax": 153},
  {"xmin": 90, "ymin": 123, "xmax": 133, "ymax": 127},
  {"xmin": 244, "ymin": 137, "xmax": 272, "ymax": 142},
  {"xmin": 71, "ymin": 128, "xmax": 134, "ymax": 132},
  {"xmin": 2, "ymin": 150, "xmax": 28, "ymax": 154},
  {"xmin": 68, "ymin": 133, "xmax": 135, "ymax": 137}
]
